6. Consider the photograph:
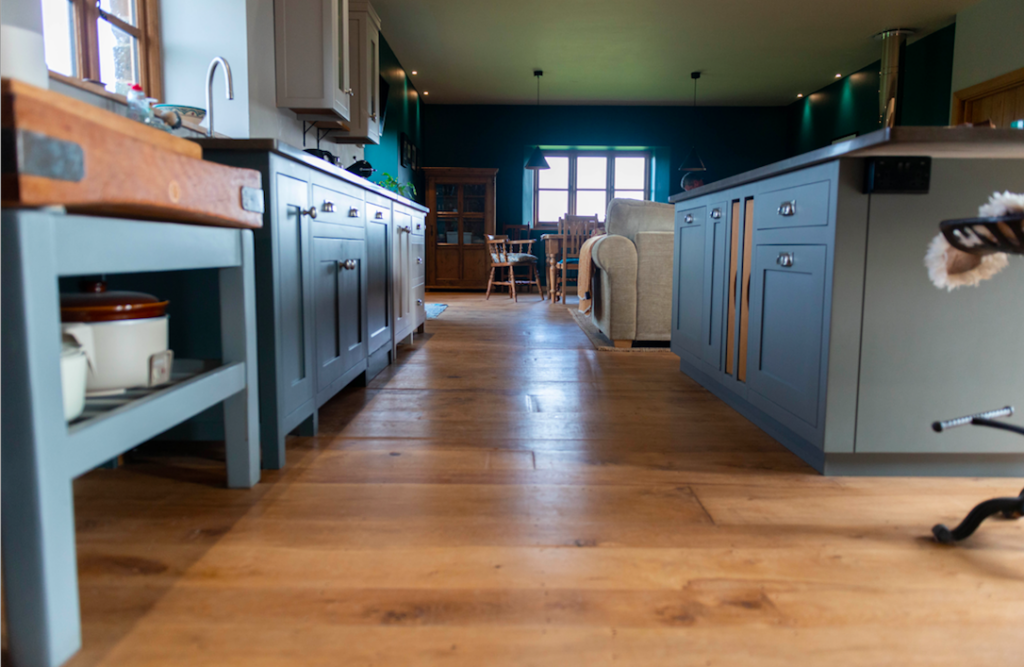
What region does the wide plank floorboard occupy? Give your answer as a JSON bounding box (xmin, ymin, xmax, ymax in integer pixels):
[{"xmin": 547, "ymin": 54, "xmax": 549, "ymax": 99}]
[{"xmin": 22, "ymin": 293, "xmax": 1023, "ymax": 666}]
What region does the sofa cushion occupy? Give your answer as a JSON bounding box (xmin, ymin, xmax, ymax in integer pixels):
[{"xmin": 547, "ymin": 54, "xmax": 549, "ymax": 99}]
[{"xmin": 605, "ymin": 198, "xmax": 674, "ymax": 243}]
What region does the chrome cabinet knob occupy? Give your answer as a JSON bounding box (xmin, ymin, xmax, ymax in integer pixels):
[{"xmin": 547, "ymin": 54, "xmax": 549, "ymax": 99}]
[
  {"xmin": 322, "ymin": 201, "xmax": 336, "ymax": 213},
  {"xmin": 416, "ymin": 257, "xmax": 423, "ymax": 264},
  {"xmin": 369, "ymin": 113, "xmax": 378, "ymax": 120},
  {"xmin": 343, "ymin": 88, "xmax": 354, "ymax": 96},
  {"xmin": 416, "ymin": 299, "xmax": 423, "ymax": 306},
  {"xmin": 776, "ymin": 252, "xmax": 794, "ymax": 267},
  {"xmin": 374, "ymin": 210, "xmax": 384, "ymax": 220},
  {"xmin": 348, "ymin": 207, "xmax": 360, "ymax": 218},
  {"xmin": 415, "ymin": 223, "xmax": 422, "ymax": 230},
  {"xmin": 777, "ymin": 201, "xmax": 796, "ymax": 216},
  {"xmin": 339, "ymin": 259, "xmax": 358, "ymax": 270},
  {"xmin": 710, "ymin": 208, "xmax": 722, "ymax": 219},
  {"xmin": 300, "ymin": 206, "xmax": 317, "ymax": 219},
  {"xmin": 684, "ymin": 213, "xmax": 694, "ymax": 224}
]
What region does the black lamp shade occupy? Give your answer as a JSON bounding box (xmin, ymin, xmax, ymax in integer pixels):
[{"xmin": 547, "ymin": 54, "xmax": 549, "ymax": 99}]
[
  {"xmin": 679, "ymin": 146, "xmax": 706, "ymax": 172},
  {"xmin": 525, "ymin": 146, "xmax": 550, "ymax": 170}
]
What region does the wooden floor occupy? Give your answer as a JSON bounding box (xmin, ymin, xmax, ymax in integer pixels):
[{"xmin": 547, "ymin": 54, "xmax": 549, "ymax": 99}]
[{"xmin": 47, "ymin": 293, "xmax": 1024, "ymax": 665}]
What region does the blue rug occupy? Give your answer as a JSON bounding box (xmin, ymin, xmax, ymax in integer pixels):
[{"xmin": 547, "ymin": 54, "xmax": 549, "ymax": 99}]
[{"xmin": 425, "ymin": 303, "xmax": 448, "ymax": 319}]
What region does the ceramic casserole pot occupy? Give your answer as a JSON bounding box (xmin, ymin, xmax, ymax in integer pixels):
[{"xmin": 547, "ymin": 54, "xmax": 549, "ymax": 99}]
[
  {"xmin": 60, "ymin": 334, "xmax": 88, "ymax": 421},
  {"xmin": 60, "ymin": 281, "xmax": 173, "ymax": 394}
]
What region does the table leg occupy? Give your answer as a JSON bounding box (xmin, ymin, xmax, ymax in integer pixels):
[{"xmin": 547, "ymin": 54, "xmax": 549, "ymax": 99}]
[{"xmin": 220, "ymin": 230, "xmax": 261, "ymax": 488}]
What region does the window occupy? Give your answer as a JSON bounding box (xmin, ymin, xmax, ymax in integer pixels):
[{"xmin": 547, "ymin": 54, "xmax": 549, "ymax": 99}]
[
  {"xmin": 41, "ymin": 0, "xmax": 162, "ymax": 99},
  {"xmin": 533, "ymin": 150, "xmax": 650, "ymax": 227}
]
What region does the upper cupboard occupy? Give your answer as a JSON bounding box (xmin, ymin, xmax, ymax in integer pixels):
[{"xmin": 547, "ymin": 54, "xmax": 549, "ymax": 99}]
[{"xmin": 274, "ymin": 0, "xmax": 382, "ymax": 145}]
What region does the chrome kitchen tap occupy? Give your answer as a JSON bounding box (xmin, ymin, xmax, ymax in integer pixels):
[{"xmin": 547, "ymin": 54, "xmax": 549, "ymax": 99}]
[{"xmin": 205, "ymin": 56, "xmax": 233, "ymax": 138}]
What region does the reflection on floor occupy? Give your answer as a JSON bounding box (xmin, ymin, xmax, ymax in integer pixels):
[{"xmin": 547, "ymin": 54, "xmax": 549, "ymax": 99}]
[{"xmin": 62, "ymin": 292, "xmax": 1023, "ymax": 666}]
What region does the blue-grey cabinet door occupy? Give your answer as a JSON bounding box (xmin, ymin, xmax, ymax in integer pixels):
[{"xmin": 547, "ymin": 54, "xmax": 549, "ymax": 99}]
[
  {"xmin": 747, "ymin": 244, "xmax": 827, "ymax": 426},
  {"xmin": 365, "ymin": 212, "xmax": 391, "ymax": 354},
  {"xmin": 700, "ymin": 202, "xmax": 728, "ymax": 369},
  {"xmin": 670, "ymin": 207, "xmax": 705, "ymax": 358},
  {"xmin": 274, "ymin": 171, "xmax": 315, "ymax": 418},
  {"xmin": 314, "ymin": 237, "xmax": 367, "ymax": 393}
]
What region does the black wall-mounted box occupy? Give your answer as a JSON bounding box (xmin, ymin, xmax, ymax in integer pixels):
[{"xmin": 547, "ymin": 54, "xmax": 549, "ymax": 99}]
[{"xmin": 864, "ymin": 156, "xmax": 931, "ymax": 194}]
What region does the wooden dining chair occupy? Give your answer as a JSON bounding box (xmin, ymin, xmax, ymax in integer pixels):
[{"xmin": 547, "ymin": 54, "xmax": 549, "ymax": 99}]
[
  {"xmin": 503, "ymin": 224, "xmax": 530, "ymax": 241},
  {"xmin": 485, "ymin": 235, "xmax": 544, "ymax": 302},
  {"xmin": 552, "ymin": 214, "xmax": 599, "ymax": 304}
]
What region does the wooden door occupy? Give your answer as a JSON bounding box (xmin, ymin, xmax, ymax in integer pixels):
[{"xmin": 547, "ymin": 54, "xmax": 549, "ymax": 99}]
[{"xmin": 952, "ymin": 67, "xmax": 1024, "ymax": 128}]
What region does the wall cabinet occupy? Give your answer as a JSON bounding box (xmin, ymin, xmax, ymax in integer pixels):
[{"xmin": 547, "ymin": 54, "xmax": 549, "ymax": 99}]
[
  {"xmin": 275, "ymin": 0, "xmax": 352, "ymax": 121},
  {"xmin": 423, "ymin": 168, "xmax": 497, "ymax": 289},
  {"xmin": 670, "ymin": 152, "xmax": 1024, "ymax": 476},
  {"xmin": 335, "ymin": 1, "xmax": 381, "ymax": 144}
]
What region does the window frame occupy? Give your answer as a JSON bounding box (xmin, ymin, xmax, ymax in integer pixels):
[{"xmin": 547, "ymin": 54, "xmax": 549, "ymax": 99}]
[
  {"xmin": 532, "ymin": 149, "xmax": 651, "ymax": 229},
  {"xmin": 48, "ymin": 0, "xmax": 163, "ymax": 101}
]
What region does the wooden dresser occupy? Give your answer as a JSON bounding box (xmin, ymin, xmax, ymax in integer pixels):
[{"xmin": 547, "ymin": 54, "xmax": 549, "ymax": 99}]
[{"xmin": 424, "ymin": 167, "xmax": 497, "ymax": 289}]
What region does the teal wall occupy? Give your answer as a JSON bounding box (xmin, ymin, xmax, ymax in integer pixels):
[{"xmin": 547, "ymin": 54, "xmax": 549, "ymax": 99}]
[
  {"xmin": 363, "ymin": 34, "xmax": 423, "ymax": 202},
  {"xmin": 422, "ymin": 104, "xmax": 789, "ymax": 230},
  {"xmin": 787, "ymin": 24, "xmax": 956, "ymax": 155}
]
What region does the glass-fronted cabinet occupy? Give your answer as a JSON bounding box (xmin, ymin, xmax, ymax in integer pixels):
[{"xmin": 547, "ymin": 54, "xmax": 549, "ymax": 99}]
[{"xmin": 423, "ymin": 168, "xmax": 497, "ymax": 289}]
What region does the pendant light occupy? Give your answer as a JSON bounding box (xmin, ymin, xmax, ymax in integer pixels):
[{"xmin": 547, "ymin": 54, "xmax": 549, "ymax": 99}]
[
  {"xmin": 679, "ymin": 71, "xmax": 707, "ymax": 189},
  {"xmin": 525, "ymin": 69, "xmax": 550, "ymax": 170}
]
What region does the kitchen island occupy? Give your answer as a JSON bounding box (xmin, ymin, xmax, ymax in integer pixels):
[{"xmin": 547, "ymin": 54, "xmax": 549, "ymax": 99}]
[{"xmin": 668, "ymin": 127, "xmax": 1024, "ymax": 475}]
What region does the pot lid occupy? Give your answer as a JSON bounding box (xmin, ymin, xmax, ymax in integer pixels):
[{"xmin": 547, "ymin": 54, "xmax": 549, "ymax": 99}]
[{"xmin": 60, "ymin": 280, "xmax": 169, "ymax": 322}]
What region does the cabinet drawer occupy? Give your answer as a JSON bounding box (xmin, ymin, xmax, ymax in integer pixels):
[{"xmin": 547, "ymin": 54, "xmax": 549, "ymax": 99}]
[
  {"xmin": 313, "ymin": 184, "xmax": 363, "ymax": 227},
  {"xmin": 755, "ymin": 180, "xmax": 830, "ymax": 231},
  {"xmin": 747, "ymin": 244, "xmax": 827, "ymax": 427},
  {"xmin": 365, "ymin": 202, "xmax": 391, "ymax": 225},
  {"xmin": 676, "ymin": 205, "xmax": 706, "ymax": 228}
]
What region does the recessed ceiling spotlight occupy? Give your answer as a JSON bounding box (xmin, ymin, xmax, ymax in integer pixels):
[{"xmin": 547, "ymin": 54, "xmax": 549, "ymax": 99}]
[
  {"xmin": 412, "ymin": 71, "xmax": 418, "ymax": 75},
  {"xmin": 423, "ymin": 91, "xmax": 429, "ymax": 95},
  {"xmin": 835, "ymin": 73, "xmax": 842, "ymax": 78},
  {"xmin": 797, "ymin": 93, "xmax": 804, "ymax": 98}
]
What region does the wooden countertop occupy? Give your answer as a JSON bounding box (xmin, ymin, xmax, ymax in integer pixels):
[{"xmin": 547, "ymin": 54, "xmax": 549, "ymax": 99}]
[
  {"xmin": 669, "ymin": 127, "xmax": 1024, "ymax": 204},
  {"xmin": 193, "ymin": 138, "xmax": 429, "ymax": 214}
]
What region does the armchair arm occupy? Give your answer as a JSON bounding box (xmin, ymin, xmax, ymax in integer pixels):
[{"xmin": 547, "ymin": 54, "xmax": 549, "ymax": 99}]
[
  {"xmin": 591, "ymin": 235, "xmax": 638, "ymax": 342},
  {"xmin": 634, "ymin": 231, "xmax": 674, "ymax": 339}
]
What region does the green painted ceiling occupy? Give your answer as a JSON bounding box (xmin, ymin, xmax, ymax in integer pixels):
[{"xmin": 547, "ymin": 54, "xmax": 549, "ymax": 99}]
[{"xmin": 371, "ymin": 0, "xmax": 970, "ymax": 106}]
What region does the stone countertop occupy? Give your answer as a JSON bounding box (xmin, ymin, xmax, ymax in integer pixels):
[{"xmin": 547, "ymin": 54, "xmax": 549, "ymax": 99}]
[
  {"xmin": 192, "ymin": 138, "xmax": 429, "ymax": 213},
  {"xmin": 669, "ymin": 127, "xmax": 1024, "ymax": 204}
]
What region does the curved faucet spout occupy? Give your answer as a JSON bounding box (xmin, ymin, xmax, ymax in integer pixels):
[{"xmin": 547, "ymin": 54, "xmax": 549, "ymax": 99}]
[{"xmin": 205, "ymin": 56, "xmax": 234, "ymax": 138}]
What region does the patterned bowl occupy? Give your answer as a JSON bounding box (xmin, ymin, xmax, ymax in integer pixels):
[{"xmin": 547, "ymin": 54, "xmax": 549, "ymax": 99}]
[{"xmin": 154, "ymin": 104, "xmax": 206, "ymax": 122}]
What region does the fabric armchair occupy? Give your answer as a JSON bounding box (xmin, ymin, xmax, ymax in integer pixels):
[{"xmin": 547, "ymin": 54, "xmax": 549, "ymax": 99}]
[{"xmin": 589, "ymin": 198, "xmax": 675, "ymax": 345}]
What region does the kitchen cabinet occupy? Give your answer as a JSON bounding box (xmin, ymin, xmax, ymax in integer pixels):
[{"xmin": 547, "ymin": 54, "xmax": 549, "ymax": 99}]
[
  {"xmin": 200, "ymin": 139, "xmax": 428, "ymax": 444},
  {"xmin": 275, "ymin": 0, "xmax": 352, "ymax": 121},
  {"xmin": 423, "ymin": 167, "xmax": 497, "ymax": 289},
  {"xmin": 335, "ymin": 1, "xmax": 382, "ymax": 144},
  {"xmin": 670, "ymin": 205, "xmax": 704, "ymax": 358},
  {"xmin": 746, "ymin": 243, "xmax": 828, "ymax": 427},
  {"xmin": 313, "ymin": 231, "xmax": 367, "ymax": 406},
  {"xmin": 668, "ymin": 128, "xmax": 1024, "ymax": 475},
  {"xmin": 393, "ymin": 203, "xmax": 427, "ymax": 345},
  {"xmin": 365, "ymin": 194, "xmax": 392, "ymax": 366}
]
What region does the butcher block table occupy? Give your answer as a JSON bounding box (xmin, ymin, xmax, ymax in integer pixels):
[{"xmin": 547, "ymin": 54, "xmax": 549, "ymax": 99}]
[{"xmin": 1, "ymin": 80, "xmax": 265, "ymax": 667}]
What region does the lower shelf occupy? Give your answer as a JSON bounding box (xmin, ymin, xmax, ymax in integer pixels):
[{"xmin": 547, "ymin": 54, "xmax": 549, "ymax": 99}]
[{"xmin": 64, "ymin": 358, "xmax": 245, "ymax": 478}]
